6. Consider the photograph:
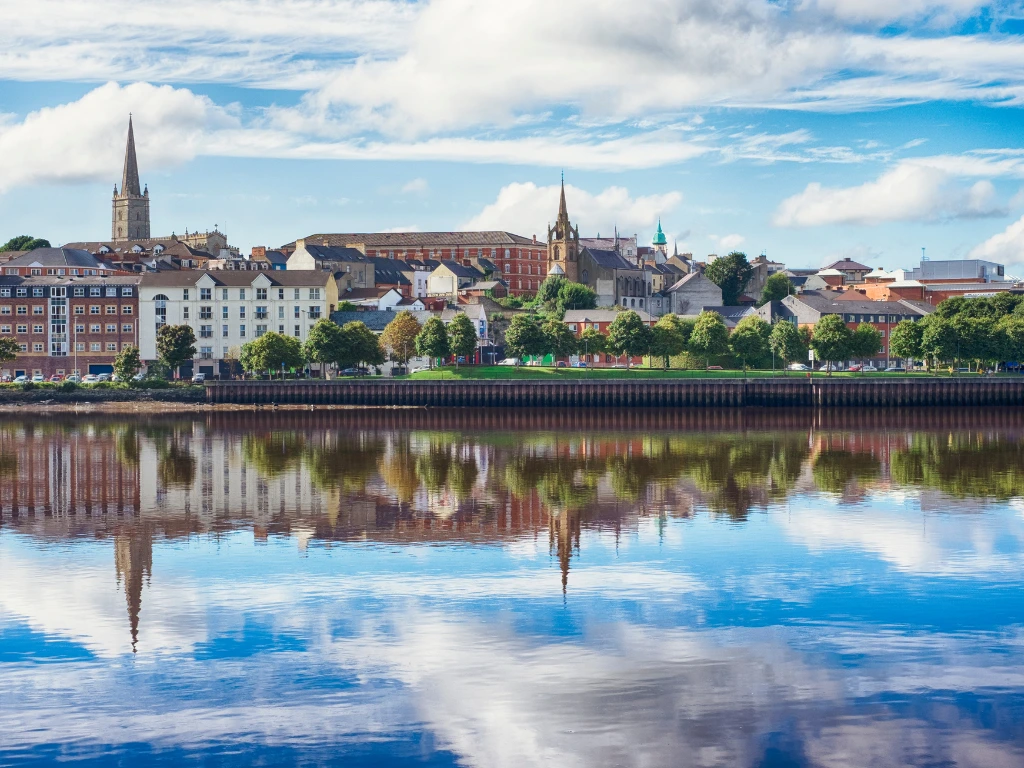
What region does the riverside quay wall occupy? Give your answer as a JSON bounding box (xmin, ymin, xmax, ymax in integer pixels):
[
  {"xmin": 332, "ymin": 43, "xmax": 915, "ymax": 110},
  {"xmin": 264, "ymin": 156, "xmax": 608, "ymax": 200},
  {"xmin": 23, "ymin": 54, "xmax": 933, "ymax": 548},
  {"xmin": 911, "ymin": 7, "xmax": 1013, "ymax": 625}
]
[{"xmin": 206, "ymin": 378, "xmax": 1024, "ymax": 408}]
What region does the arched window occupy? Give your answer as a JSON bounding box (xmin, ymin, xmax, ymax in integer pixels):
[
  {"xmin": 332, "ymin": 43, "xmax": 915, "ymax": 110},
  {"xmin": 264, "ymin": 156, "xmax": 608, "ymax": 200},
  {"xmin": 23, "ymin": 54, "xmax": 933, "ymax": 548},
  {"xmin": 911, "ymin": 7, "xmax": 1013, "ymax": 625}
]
[
  {"xmin": 554, "ymin": 246, "xmax": 560, "ymax": 260},
  {"xmin": 581, "ymin": 270, "xmax": 588, "ymax": 283}
]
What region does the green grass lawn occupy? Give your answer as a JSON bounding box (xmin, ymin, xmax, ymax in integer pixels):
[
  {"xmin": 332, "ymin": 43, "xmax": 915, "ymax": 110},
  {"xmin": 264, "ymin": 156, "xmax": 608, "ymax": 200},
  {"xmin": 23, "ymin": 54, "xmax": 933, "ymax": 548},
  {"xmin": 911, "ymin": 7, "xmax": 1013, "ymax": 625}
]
[{"xmin": 403, "ymin": 366, "xmax": 953, "ymax": 381}]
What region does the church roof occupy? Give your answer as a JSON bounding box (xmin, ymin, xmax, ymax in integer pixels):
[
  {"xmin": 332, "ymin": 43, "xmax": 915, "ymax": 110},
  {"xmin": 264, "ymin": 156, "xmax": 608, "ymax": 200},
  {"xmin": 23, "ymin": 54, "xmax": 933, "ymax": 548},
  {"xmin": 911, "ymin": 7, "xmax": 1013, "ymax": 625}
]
[
  {"xmin": 4, "ymin": 247, "xmax": 111, "ymax": 269},
  {"xmin": 583, "ymin": 247, "xmax": 637, "ymax": 271}
]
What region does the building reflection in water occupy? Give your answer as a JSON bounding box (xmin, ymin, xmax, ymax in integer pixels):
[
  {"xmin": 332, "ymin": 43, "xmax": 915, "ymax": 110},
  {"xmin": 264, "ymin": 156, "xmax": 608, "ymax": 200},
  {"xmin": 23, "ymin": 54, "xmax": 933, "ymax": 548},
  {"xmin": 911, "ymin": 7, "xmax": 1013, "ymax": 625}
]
[{"xmin": 1, "ymin": 408, "xmax": 1024, "ymax": 651}]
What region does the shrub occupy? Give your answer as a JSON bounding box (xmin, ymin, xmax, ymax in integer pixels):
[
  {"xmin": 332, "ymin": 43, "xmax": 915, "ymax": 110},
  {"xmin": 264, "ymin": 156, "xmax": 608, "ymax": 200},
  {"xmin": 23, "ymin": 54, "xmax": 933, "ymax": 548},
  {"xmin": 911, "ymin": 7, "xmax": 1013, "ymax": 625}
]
[{"xmin": 59, "ymin": 381, "xmax": 78, "ymax": 392}]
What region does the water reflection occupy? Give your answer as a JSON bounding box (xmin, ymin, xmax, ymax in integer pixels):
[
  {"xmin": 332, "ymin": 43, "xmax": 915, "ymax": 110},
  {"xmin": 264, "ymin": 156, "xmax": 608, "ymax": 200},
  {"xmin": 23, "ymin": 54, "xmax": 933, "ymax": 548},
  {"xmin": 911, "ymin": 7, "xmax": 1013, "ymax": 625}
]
[{"xmin": 1, "ymin": 409, "xmax": 1024, "ymax": 766}]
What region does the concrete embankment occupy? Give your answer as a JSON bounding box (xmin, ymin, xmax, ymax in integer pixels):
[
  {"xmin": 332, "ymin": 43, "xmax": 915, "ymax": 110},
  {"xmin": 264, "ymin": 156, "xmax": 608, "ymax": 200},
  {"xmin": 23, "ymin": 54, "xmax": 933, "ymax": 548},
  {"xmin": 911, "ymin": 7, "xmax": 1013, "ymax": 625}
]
[
  {"xmin": 206, "ymin": 378, "xmax": 1024, "ymax": 408},
  {"xmin": 0, "ymin": 387, "xmax": 206, "ymax": 406}
]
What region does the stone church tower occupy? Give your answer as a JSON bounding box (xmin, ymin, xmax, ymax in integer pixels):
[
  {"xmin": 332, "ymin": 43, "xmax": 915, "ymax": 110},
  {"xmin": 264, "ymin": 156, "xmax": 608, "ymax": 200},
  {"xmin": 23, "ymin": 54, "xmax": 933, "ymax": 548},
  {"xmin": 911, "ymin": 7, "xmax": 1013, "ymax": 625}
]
[
  {"xmin": 547, "ymin": 176, "xmax": 579, "ymax": 282},
  {"xmin": 112, "ymin": 116, "xmax": 150, "ymax": 241}
]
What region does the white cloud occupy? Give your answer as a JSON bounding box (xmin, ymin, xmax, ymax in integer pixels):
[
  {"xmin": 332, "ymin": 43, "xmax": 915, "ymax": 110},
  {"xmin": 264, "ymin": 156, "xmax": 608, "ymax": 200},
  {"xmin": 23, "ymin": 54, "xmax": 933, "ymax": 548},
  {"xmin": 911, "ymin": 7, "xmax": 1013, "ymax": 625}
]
[
  {"xmin": 0, "ymin": 81, "xmax": 235, "ymax": 193},
  {"xmin": 711, "ymin": 233, "xmax": 747, "ymax": 251},
  {"xmin": 401, "ymin": 177, "xmax": 429, "ymax": 194},
  {"xmin": 970, "ymin": 214, "xmax": 1024, "ymax": 273},
  {"xmin": 462, "ymin": 183, "xmax": 683, "ymax": 239},
  {"xmin": 773, "ymin": 161, "xmax": 1007, "ymax": 227},
  {"xmin": 795, "ymin": 0, "xmax": 989, "ymax": 24}
]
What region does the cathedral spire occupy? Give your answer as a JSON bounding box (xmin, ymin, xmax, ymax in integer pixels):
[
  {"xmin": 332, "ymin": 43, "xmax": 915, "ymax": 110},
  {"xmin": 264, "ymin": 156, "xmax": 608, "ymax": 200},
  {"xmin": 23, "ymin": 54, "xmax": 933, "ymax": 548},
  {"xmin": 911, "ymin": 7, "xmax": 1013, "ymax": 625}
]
[
  {"xmin": 558, "ymin": 172, "xmax": 568, "ymax": 221},
  {"xmin": 121, "ymin": 116, "xmax": 142, "ymax": 197}
]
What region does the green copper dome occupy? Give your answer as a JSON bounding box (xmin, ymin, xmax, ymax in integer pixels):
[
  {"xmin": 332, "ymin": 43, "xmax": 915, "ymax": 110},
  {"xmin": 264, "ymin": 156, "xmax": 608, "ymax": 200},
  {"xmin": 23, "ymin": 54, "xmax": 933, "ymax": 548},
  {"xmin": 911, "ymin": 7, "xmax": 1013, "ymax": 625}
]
[{"xmin": 652, "ymin": 219, "xmax": 667, "ymax": 246}]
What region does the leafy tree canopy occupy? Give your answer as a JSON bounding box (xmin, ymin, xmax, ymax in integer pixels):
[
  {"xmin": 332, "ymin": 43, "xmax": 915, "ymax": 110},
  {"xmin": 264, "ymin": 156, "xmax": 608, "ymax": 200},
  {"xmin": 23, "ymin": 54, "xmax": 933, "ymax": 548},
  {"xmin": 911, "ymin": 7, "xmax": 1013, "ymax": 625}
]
[
  {"xmin": 607, "ymin": 310, "xmax": 653, "ymax": 364},
  {"xmin": 542, "ymin": 318, "xmax": 579, "ymax": 359},
  {"xmin": 757, "ymin": 272, "xmax": 793, "ymax": 307},
  {"xmin": 415, "ymin": 317, "xmax": 451, "ymax": 366},
  {"xmin": 810, "ymin": 314, "xmax": 853, "ymax": 368},
  {"xmin": 113, "ymin": 345, "xmax": 143, "ymax": 381},
  {"xmin": 888, "ymin": 319, "xmax": 924, "ymax": 362},
  {"xmin": 0, "ymin": 336, "xmax": 19, "ymax": 364},
  {"xmin": 1, "ymin": 235, "xmax": 50, "ymax": 252},
  {"xmin": 729, "ymin": 315, "xmax": 771, "ymax": 370},
  {"xmin": 156, "ymin": 324, "xmax": 197, "ymax": 375},
  {"xmin": 578, "ymin": 327, "xmax": 608, "ymax": 356},
  {"xmin": 688, "ymin": 311, "xmax": 730, "ymax": 365},
  {"xmin": 769, "ymin": 320, "xmax": 803, "ymax": 364},
  {"xmin": 556, "ymin": 282, "xmax": 597, "ymax": 314},
  {"xmin": 380, "ymin": 311, "xmax": 423, "ymax": 364},
  {"xmin": 850, "ymin": 323, "xmax": 883, "ymax": 359},
  {"xmin": 503, "ymin": 314, "xmax": 547, "ymax": 361},
  {"xmin": 447, "ymin": 313, "xmax": 479, "ymax": 366},
  {"xmin": 339, "ymin": 321, "xmax": 384, "ymax": 368},
  {"xmin": 704, "ymin": 252, "xmax": 754, "ymax": 306},
  {"xmin": 650, "ymin": 314, "xmax": 692, "ymax": 368}
]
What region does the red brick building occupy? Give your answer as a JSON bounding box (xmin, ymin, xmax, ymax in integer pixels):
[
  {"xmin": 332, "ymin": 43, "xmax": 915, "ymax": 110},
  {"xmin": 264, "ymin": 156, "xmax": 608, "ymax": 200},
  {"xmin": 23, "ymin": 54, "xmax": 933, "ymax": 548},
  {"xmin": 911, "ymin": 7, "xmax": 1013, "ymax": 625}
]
[
  {"xmin": 562, "ymin": 308, "xmax": 655, "ymax": 366},
  {"xmin": 0, "ymin": 275, "xmax": 141, "ymax": 379}
]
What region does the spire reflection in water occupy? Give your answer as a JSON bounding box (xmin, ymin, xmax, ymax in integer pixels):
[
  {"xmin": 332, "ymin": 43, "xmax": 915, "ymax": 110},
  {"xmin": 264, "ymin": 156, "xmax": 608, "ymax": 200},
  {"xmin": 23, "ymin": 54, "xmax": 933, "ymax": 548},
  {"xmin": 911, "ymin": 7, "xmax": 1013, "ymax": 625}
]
[{"xmin": 1, "ymin": 409, "xmax": 1023, "ymax": 767}]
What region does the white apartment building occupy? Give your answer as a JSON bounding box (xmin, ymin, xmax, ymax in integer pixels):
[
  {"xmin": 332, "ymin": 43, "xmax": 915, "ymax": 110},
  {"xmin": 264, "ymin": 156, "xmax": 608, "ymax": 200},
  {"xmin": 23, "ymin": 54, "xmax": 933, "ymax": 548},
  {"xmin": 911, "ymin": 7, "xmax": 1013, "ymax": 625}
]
[{"xmin": 139, "ymin": 271, "xmax": 339, "ymax": 378}]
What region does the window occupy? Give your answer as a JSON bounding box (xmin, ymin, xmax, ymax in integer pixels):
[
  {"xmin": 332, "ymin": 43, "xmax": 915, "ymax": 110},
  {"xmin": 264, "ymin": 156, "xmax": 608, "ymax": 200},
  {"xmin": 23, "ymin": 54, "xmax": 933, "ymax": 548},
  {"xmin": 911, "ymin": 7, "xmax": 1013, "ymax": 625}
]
[
  {"xmin": 33, "ymin": 324, "xmax": 43, "ymax": 334},
  {"xmin": 293, "ymin": 306, "xmax": 300, "ymax": 319},
  {"xmin": 18, "ymin": 343, "xmax": 26, "ymax": 352},
  {"xmin": 200, "ymin": 287, "xmax": 212, "ymax": 301},
  {"xmin": 222, "ymin": 306, "xmax": 229, "ymax": 319},
  {"xmin": 106, "ymin": 305, "xmax": 117, "ymax": 314},
  {"xmin": 278, "ymin": 288, "xmax": 285, "ymax": 300},
  {"xmin": 122, "ymin": 305, "xmax": 132, "ymax": 315},
  {"xmin": 17, "ymin": 325, "xmax": 27, "ymax": 334},
  {"xmin": 30, "ymin": 269, "xmax": 41, "ymax": 276},
  {"xmin": 74, "ymin": 342, "xmax": 84, "ymax": 352},
  {"xmin": 278, "ymin": 324, "xmax": 285, "ymax": 334},
  {"xmin": 33, "ymin": 343, "xmax": 44, "ymax": 352},
  {"xmin": 183, "ymin": 289, "xmax": 190, "ymax": 300},
  {"xmin": 256, "ymin": 288, "xmax": 267, "ymax": 300},
  {"xmin": 278, "ymin": 306, "xmax": 285, "ymax": 320},
  {"xmin": 75, "ymin": 324, "xmax": 84, "ymax": 334},
  {"xmin": 255, "ymin": 306, "xmax": 268, "ymax": 320},
  {"xmin": 294, "ymin": 324, "xmax": 300, "ymax": 337},
  {"xmin": 183, "ymin": 307, "xmax": 189, "ymax": 320},
  {"xmin": 200, "ymin": 325, "xmax": 212, "ymax": 338},
  {"xmin": 90, "ymin": 287, "xmax": 101, "ymax": 297},
  {"xmin": 123, "ymin": 324, "xmax": 133, "ymax": 334},
  {"xmin": 73, "ymin": 306, "xmax": 84, "ymax": 315},
  {"xmin": 107, "ymin": 342, "xmax": 117, "ymax": 352},
  {"xmin": 200, "ymin": 346, "xmax": 213, "ymax": 359},
  {"xmin": 106, "ymin": 324, "xmax": 116, "ymax": 334},
  {"xmin": 239, "ymin": 324, "xmax": 246, "ymax": 338},
  {"xmin": 154, "ymin": 294, "xmax": 168, "ymax": 327},
  {"xmin": 308, "ymin": 306, "xmax": 321, "ymax": 319},
  {"xmin": 222, "ymin": 324, "xmax": 229, "ymax": 338},
  {"xmin": 221, "ymin": 288, "xmax": 229, "ymax": 300},
  {"xmin": 16, "ymin": 288, "xmax": 26, "ymax": 297},
  {"xmin": 0, "ymin": 307, "xmax": 10, "ymax": 315},
  {"xmin": 255, "ymin": 325, "xmax": 267, "ymax": 337},
  {"xmin": 17, "ymin": 306, "xmax": 27, "ymax": 315},
  {"xmin": 0, "ymin": 288, "xmax": 8, "ymax": 298},
  {"xmin": 32, "ymin": 288, "xmax": 44, "ymax": 297},
  {"xmin": 293, "ymin": 288, "xmax": 301, "ymax": 300},
  {"xmin": 239, "ymin": 307, "xmax": 246, "ymax": 319},
  {"xmin": 90, "ymin": 342, "xmax": 101, "ymax": 352},
  {"xmin": 239, "ymin": 289, "xmax": 246, "ymax": 300},
  {"xmin": 122, "ymin": 287, "xmax": 133, "ymax": 297},
  {"xmin": 106, "ymin": 287, "xmax": 117, "ymax": 297},
  {"xmin": 90, "ymin": 324, "xmax": 100, "ymax": 333},
  {"xmin": 200, "ymin": 306, "xmax": 212, "ymax": 320},
  {"xmin": 90, "ymin": 305, "xmax": 100, "ymax": 315},
  {"xmin": 0, "ymin": 325, "xmax": 8, "ymax": 334},
  {"xmin": 309, "ymin": 288, "xmax": 321, "ymax": 300}
]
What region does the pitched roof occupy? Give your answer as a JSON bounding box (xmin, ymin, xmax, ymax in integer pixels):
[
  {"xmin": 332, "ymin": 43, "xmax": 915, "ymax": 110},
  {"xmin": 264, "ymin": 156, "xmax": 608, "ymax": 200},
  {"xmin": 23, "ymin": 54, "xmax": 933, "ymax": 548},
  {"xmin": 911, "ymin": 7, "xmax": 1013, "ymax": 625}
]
[
  {"xmin": 791, "ymin": 291, "xmax": 933, "ymax": 316},
  {"xmin": 330, "ymin": 309, "xmax": 435, "ymax": 332},
  {"xmin": 700, "ymin": 305, "xmax": 757, "ymax": 320},
  {"xmin": 434, "ymin": 261, "xmax": 483, "ymax": 278},
  {"xmin": 4, "ymin": 247, "xmax": 112, "ymax": 270},
  {"xmin": 583, "ymin": 247, "xmax": 637, "ymax": 270},
  {"xmin": 299, "ymin": 244, "xmax": 369, "ymax": 262},
  {"xmin": 342, "ymin": 287, "xmax": 397, "ymax": 300},
  {"xmin": 287, "ymin": 231, "xmax": 540, "ymax": 249},
  {"xmin": 139, "ymin": 270, "xmax": 332, "ymax": 288},
  {"xmin": 825, "ymin": 258, "xmax": 871, "ymax": 271}
]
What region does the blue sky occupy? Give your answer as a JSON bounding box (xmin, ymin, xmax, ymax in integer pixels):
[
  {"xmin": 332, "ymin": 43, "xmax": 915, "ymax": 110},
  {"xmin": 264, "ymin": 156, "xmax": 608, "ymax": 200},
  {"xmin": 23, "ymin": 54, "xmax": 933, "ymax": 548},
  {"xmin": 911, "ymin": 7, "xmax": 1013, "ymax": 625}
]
[{"xmin": 1, "ymin": 1, "xmax": 1024, "ymax": 273}]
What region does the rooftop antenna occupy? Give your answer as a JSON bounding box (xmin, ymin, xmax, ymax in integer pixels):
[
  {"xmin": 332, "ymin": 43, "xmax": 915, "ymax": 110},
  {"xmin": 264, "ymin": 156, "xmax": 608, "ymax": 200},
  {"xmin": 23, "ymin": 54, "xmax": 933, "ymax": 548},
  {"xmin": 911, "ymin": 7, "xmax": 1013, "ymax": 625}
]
[{"xmin": 921, "ymin": 247, "xmax": 928, "ymax": 262}]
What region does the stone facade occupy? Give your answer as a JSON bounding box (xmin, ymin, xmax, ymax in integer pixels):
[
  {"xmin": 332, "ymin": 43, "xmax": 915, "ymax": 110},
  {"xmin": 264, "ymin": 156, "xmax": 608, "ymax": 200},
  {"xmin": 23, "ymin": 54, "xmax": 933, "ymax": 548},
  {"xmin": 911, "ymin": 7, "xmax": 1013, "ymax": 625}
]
[{"xmin": 547, "ymin": 178, "xmax": 580, "ymax": 283}]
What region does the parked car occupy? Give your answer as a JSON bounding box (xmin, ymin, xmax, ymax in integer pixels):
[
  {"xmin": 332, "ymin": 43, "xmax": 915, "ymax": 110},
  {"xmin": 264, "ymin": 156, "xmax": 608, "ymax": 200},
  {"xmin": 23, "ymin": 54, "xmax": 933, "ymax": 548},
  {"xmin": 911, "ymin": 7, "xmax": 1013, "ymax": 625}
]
[
  {"xmin": 96, "ymin": 373, "xmax": 110, "ymax": 382},
  {"xmin": 497, "ymin": 358, "xmax": 518, "ymax": 366},
  {"xmin": 82, "ymin": 375, "xmax": 99, "ymax": 384},
  {"xmin": 339, "ymin": 367, "xmax": 368, "ymax": 377},
  {"xmin": 526, "ymin": 360, "xmax": 543, "ymax": 367},
  {"xmin": 0, "ymin": 374, "xmax": 11, "ymax": 383},
  {"xmin": 48, "ymin": 375, "xmax": 64, "ymax": 383},
  {"xmin": 571, "ymin": 361, "xmax": 588, "ymax": 368},
  {"xmin": 885, "ymin": 366, "xmax": 905, "ymax": 372},
  {"xmin": 192, "ymin": 373, "xmax": 207, "ymax": 384},
  {"xmin": 611, "ymin": 363, "xmax": 628, "ymax": 369},
  {"xmin": 861, "ymin": 364, "xmax": 878, "ymax": 372},
  {"xmin": 132, "ymin": 372, "xmax": 146, "ymax": 381},
  {"xmin": 787, "ymin": 363, "xmax": 810, "ymax": 371},
  {"xmin": 556, "ymin": 361, "xmax": 567, "ymax": 368},
  {"xmin": 13, "ymin": 375, "xmax": 27, "ymax": 384},
  {"xmin": 848, "ymin": 364, "xmax": 863, "ymax": 372},
  {"xmin": 31, "ymin": 373, "xmax": 45, "ymax": 383},
  {"xmin": 707, "ymin": 365, "xmax": 724, "ymax": 370},
  {"xmin": 65, "ymin": 374, "xmax": 81, "ymax": 384}
]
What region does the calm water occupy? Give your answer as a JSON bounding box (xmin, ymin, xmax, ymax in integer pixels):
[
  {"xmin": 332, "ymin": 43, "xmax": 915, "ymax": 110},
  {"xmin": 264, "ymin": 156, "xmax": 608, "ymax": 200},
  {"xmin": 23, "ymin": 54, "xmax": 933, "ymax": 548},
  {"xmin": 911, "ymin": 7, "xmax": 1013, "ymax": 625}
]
[{"xmin": 1, "ymin": 409, "xmax": 1024, "ymax": 767}]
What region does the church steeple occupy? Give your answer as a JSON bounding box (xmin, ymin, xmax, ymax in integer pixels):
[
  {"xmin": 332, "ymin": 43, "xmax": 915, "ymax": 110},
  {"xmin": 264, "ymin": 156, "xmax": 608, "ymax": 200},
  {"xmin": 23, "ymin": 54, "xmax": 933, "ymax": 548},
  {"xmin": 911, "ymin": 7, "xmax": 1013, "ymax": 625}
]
[
  {"xmin": 557, "ymin": 172, "xmax": 568, "ymax": 221},
  {"xmin": 547, "ymin": 174, "xmax": 580, "ymax": 282},
  {"xmin": 120, "ymin": 116, "xmax": 142, "ymax": 197},
  {"xmin": 112, "ymin": 116, "xmax": 151, "ymax": 241}
]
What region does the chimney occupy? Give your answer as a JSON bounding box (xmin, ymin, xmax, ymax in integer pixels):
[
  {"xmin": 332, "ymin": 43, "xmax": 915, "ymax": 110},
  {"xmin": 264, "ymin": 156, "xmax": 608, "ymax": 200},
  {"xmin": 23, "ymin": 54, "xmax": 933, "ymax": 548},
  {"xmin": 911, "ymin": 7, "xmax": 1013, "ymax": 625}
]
[
  {"xmin": 532, "ymin": 235, "xmax": 537, "ymax": 243},
  {"xmin": 296, "ymin": 238, "xmax": 305, "ymax": 249}
]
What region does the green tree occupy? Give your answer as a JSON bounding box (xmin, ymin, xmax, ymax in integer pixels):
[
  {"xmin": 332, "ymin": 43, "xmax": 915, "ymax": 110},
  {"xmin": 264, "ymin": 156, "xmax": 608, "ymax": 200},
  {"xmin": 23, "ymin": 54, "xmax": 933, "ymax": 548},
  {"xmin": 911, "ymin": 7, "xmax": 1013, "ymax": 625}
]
[
  {"xmin": 336, "ymin": 300, "xmax": 359, "ymax": 312},
  {"xmin": 688, "ymin": 311, "xmax": 730, "ymax": 368},
  {"xmin": 339, "ymin": 321, "xmax": 385, "ymax": 368},
  {"xmin": 729, "ymin": 315, "xmax": 771, "ymax": 372},
  {"xmin": 757, "ymin": 272, "xmax": 793, "ymax": 307},
  {"xmin": 650, "ymin": 314, "xmax": 691, "ymax": 368},
  {"xmin": 542, "ymin": 318, "xmax": 579, "ymax": 360},
  {"xmin": 921, "ymin": 316, "xmax": 960, "ymax": 369},
  {"xmin": 503, "ymin": 314, "xmax": 547, "ymax": 363},
  {"xmin": 704, "ymin": 252, "xmax": 754, "ymax": 305},
  {"xmin": 303, "ymin": 318, "xmax": 344, "ymax": 374},
  {"xmin": 998, "ymin": 315, "xmax": 1024, "ymax": 366},
  {"xmin": 1, "ymin": 235, "xmax": 50, "ymax": 251},
  {"xmin": 239, "ymin": 341, "xmax": 257, "ymax": 375},
  {"xmin": 415, "ymin": 317, "xmax": 450, "ymax": 367},
  {"xmin": 0, "ymin": 336, "xmax": 18, "ymax": 366},
  {"xmin": 578, "ymin": 327, "xmax": 608, "ymax": 362},
  {"xmin": 113, "ymin": 344, "xmax": 143, "ymax": 381},
  {"xmin": 850, "ymin": 323, "xmax": 882, "ymax": 360},
  {"xmin": 607, "ymin": 310, "xmax": 653, "ymax": 368},
  {"xmin": 380, "ymin": 311, "xmax": 423, "ymax": 365},
  {"xmin": 447, "ymin": 313, "xmax": 478, "ymax": 367},
  {"xmin": 536, "ymin": 275, "xmax": 568, "ymax": 306},
  {"xmin": 156, "ymin": 324, "xmax": 196, "ymax": 378},
  {"xmin": 810, "ymin": 314, "xmax": 853, "ymax": 374},
  {"xmin": 248, "ymin": 332, "xmax": 305, "ymax": 377},
  {"xmin": 769, "ymin": 320, "xmax": 803, "ymax": 366},
  {"xmin": 557, "ymin": 282, "xmax": 597, "ymax": 313},
  {"xmin": 888, "ymin": 319, "xmax": 924, "ymax": 364}
]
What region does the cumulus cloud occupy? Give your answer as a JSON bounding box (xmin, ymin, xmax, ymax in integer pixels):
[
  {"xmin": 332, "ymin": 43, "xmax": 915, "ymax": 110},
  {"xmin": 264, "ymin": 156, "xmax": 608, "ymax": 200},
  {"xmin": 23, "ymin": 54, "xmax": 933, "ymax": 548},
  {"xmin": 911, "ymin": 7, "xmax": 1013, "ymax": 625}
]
[
  {"xmin": 772, "ymin": 161, "xmax": 1007, "ymax": 227},
  {"xmin": 0, "ymin": 81, "xmax": 236, "ymax": 193},
  {"xmin": 970, "ymin": 215, "xmax": 1024, "ymax": 273},
  {"xmin": 711, "ymin": 234, "xmax": 747, "ymax": 251},
  {"xmin": 462, "ymin": 183, "xmax": 683, "ymax": 239}
]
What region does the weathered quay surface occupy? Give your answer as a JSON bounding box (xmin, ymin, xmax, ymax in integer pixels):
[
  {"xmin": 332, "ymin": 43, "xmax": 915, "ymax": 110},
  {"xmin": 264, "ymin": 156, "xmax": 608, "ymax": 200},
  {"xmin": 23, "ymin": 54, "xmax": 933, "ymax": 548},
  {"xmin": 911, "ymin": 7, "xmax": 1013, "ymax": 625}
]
[{"xmin": 207, "ymin": 378, "xmax": 1024, "ymax": 408}]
